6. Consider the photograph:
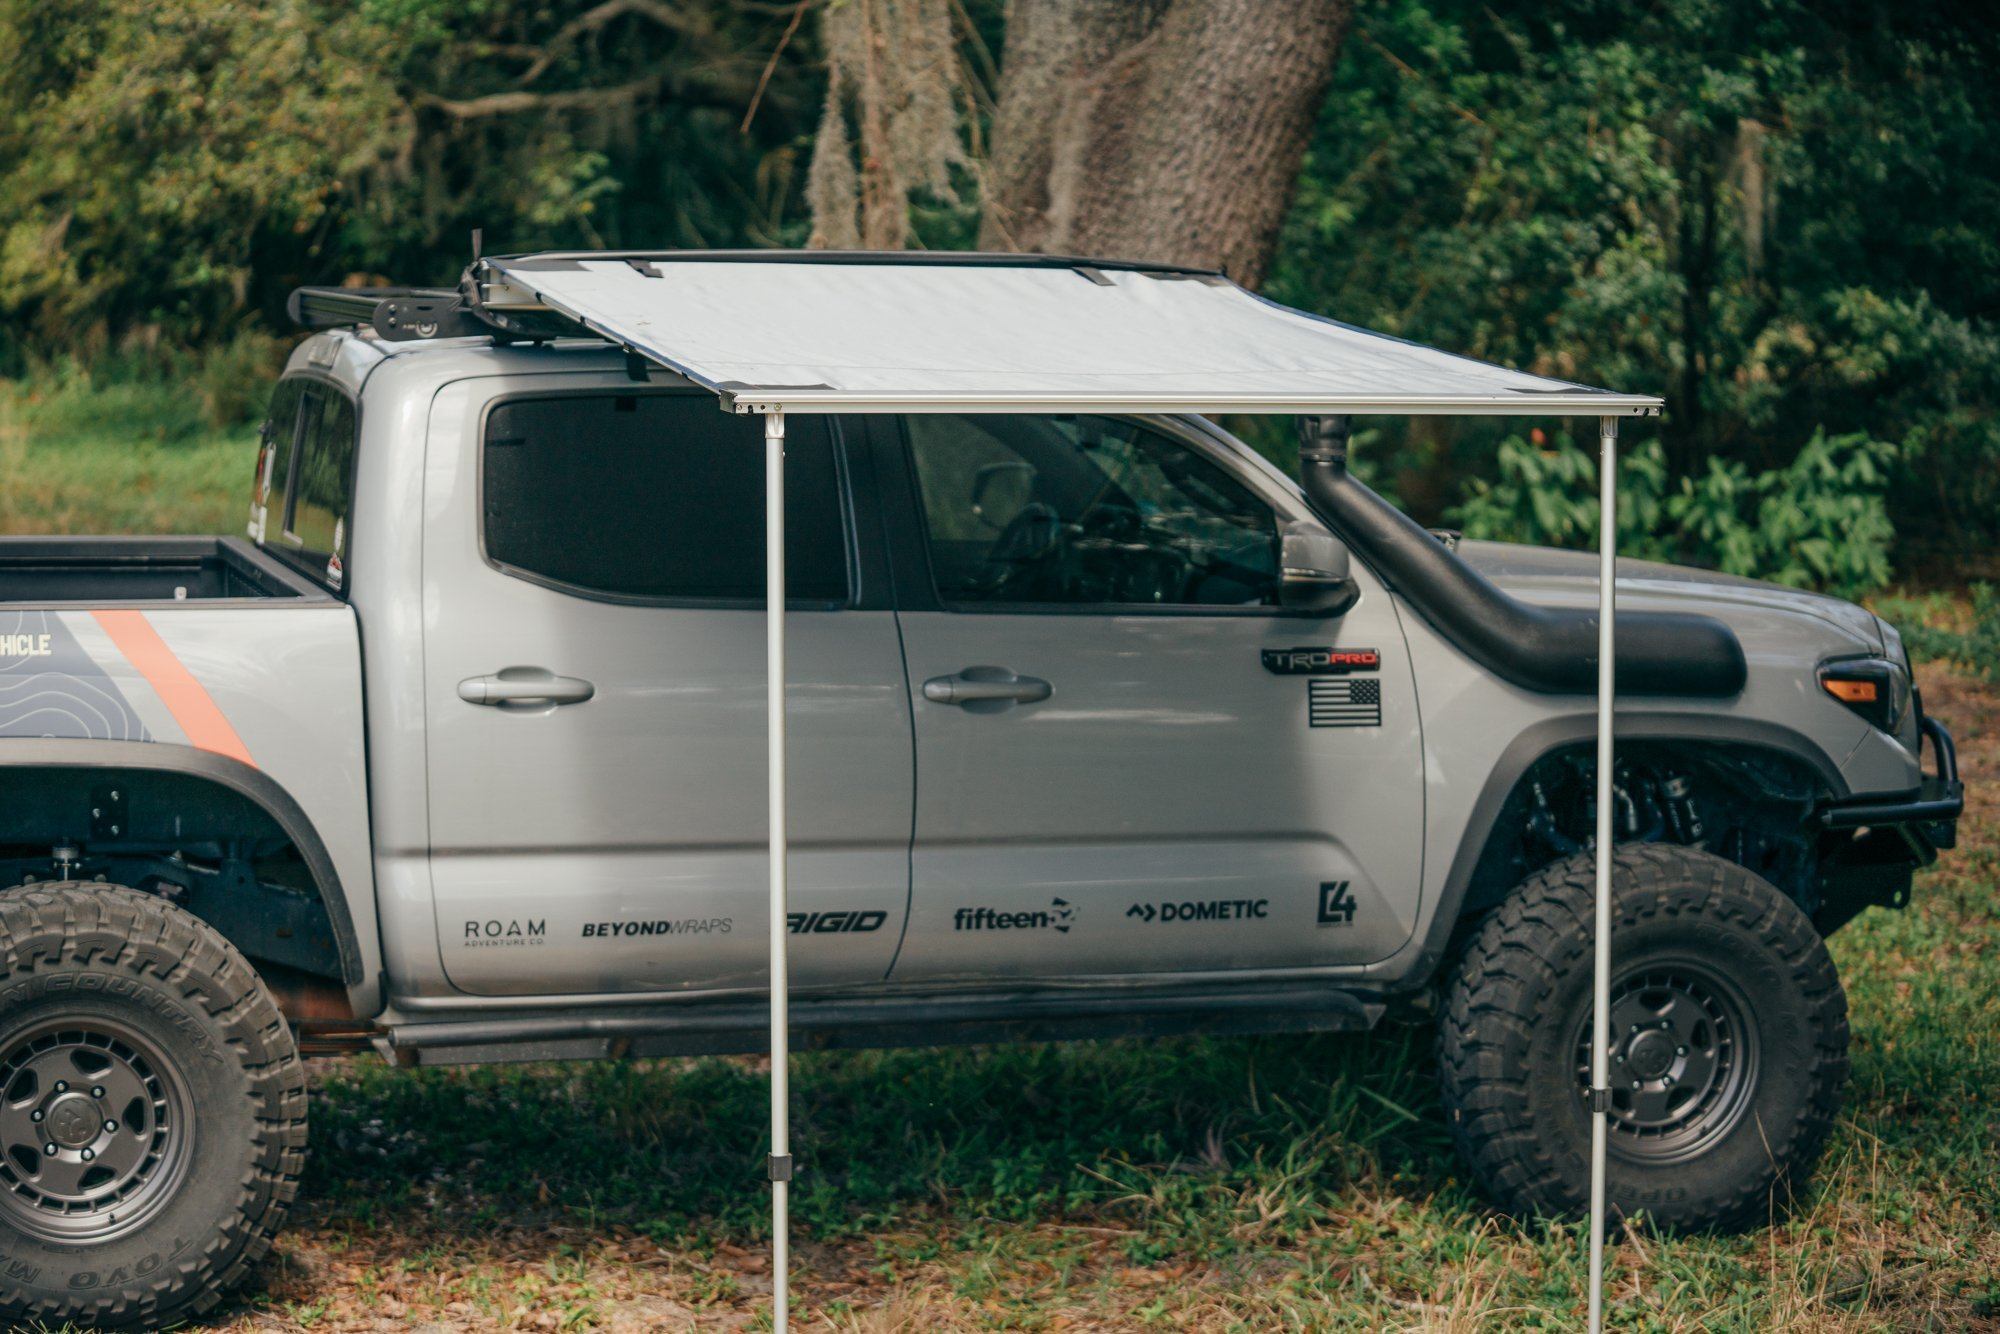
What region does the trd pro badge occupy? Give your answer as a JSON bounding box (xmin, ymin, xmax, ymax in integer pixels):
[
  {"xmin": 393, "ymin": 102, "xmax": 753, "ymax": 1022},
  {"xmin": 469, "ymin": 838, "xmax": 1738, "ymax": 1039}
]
[{"xmin": 1262, "ymin": 646, "xmax": 1380, "ymax": 676}]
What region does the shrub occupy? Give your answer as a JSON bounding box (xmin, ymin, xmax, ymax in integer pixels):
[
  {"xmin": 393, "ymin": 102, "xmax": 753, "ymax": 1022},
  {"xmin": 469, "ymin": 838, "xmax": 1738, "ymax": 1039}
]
[
  {"xmin": 1448, "ymin": 429, "xmax": 1897, "ymax": 598},
  {"xmin": 1873, "ymin": 584, "xmax": 2000, "ymax": 682}
]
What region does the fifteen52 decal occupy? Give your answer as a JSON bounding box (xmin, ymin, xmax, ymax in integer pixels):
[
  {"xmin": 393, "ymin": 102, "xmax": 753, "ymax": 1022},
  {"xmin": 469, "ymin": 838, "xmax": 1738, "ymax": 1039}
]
[{"xmin": 953, "ymin": 898, "xmax": 1076, "ymax": 933}]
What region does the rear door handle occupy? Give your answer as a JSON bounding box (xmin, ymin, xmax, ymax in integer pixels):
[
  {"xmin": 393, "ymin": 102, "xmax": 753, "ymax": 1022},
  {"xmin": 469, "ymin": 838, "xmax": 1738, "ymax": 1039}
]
[
  {"xmin": 922, "ymin": 668, "xmax": 1053, "ymax": 707},
  {"xmin": 458, "ymin": 668, "xmax": 596, "ymax": 707}
]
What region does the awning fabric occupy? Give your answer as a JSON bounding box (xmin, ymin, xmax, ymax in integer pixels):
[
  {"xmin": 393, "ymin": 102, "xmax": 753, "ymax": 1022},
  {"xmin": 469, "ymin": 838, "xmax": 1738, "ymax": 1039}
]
[{"xmin": 481, "ymin": 253, "xmax": 1661, "ymax": 417}]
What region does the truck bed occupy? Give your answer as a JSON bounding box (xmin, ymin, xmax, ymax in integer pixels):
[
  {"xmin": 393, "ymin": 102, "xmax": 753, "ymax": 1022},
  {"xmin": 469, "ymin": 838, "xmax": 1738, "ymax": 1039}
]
[{"xmin": 0, "ymin": 536, "xmax": 327, "ymax": 603}]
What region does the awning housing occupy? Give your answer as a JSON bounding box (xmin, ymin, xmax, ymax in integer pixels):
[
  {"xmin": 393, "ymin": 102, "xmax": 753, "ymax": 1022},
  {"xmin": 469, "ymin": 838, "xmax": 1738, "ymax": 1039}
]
[{"xmin": 475, "ymin": 251, "xmax": 1661, "ymax": 417}]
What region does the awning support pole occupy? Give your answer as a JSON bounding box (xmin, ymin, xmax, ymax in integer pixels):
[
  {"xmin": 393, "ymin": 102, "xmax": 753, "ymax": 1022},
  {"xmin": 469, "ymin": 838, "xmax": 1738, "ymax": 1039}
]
[
  {"xmin": 763, "ymin": 407, "xmax": 792, "ymax": 1332},
  {"xmin": 1587, "ymin": 414, "xmax": 1618, "ymax": 1334}
]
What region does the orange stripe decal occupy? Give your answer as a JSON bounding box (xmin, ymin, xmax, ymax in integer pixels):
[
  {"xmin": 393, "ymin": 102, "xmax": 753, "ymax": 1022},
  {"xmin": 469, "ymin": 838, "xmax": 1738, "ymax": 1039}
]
[{"xmin": 91, "ymin": 610, "xmax": 255, "ymax": 768}]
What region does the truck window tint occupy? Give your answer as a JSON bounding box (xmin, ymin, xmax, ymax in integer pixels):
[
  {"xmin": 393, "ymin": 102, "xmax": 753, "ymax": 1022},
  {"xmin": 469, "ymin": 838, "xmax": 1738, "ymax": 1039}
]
[
  {"xmin": 285, "ymin": 390, "xmax": 356, "ymax": 585},
  {"xmin": 256, "ymin": 378, "xmax": 308, "ymax": 523},
  {"xmin": 482, "ymin": 394, "xmax": 848, "ymax": 603},
  {"xmin": 906, "ymin": 415, "xmax": 1279, "ymax": 608}
]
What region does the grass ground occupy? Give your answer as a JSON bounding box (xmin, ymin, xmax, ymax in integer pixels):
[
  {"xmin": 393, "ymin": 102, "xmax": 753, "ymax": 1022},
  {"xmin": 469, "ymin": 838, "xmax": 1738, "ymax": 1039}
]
[
  {"xmin": 6, "ymin": 382, "xmax": 1997, "ymax": 1329},
  {"xmin": 0, "ymin": 374, "xmax": 251, "ymax": 537},
  {"xmin": 183, "ymin": 662, "xmax": 1995, "ymax": 1331}
]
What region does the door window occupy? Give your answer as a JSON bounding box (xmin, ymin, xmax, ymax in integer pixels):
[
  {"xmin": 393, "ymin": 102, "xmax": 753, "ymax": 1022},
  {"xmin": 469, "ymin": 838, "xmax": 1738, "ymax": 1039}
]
[
  {"xmin": 904, "ymin": 415, "xmax": 1279, "ymax": 608},
  {"xmin": 482, "ymin": 394, "xmax": 849, "ymax": 604}
]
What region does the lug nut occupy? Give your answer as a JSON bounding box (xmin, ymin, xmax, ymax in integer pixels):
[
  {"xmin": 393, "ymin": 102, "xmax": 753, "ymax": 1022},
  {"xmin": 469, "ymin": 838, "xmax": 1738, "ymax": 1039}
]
[
  {"xmin": 30, "ymin": 1110, "xmax": 43, "ymax": 1123},
  {"xmin": 91, "ymin": 1086, "xmax": 105, "ymax": 1100},
  {"xmin": 1676, "ymin": 1046, "xmax": 1687, "ymax": 1056},
  {"xmin": 44, "ymin": 1144, "xmax": 57, "ymax": 1156},
  {"xmin": 1631, "ymin": 1080, "xmax": 1642, "ymax": 1089},
  {"xmin": 104, "ymin": 1120, "xmax": 118, "ymax": 1135},
  {"xmin": 80, "ymin": 1148, "xmax": 94, "ymax": 1161},
  {"xmin": 52, "ymin": 1081, "xmax": 67, "ymax": 1094}
]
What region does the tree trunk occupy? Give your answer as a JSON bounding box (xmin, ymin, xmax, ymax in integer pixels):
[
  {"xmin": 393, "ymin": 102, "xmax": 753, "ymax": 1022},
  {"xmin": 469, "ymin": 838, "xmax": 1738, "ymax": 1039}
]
[{"xmin": 978, "ymin": 0, "xmax": 1353, "ymax": 288}]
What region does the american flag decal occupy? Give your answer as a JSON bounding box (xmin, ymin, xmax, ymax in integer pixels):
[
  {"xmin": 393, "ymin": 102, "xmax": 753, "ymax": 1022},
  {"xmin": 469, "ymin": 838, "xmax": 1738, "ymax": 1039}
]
[{"xmin": 1309, "ymin": 677, "xmax": 1381, "ymax": 728}]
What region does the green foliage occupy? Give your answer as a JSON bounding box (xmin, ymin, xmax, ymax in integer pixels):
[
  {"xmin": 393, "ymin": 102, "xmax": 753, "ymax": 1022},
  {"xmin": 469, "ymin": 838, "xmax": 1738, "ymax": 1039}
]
[
  {"xmin": 1270, "ymin": 0, "xmax": 2000, "ymax": 576},
  {"xmin": 1449, "ymin": 428, "xmax": 1897, "ymax": 596},
  {"xmin": 1875, "ymin": 584, "xmax": 2000, "ymax": 683},
  {"xmin": 0, "ymin": 0, "xmax": 826, "ymax": 366}
]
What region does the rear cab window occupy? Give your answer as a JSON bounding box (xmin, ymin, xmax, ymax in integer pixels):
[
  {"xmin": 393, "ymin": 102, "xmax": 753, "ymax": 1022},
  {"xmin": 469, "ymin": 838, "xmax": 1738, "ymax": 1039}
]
[
  {"xmin": 252, "ymin": 375, "xmax": 358, "ymax": 592},
  {"xmin": 480, "ymin": 392, "xmax": 851, "ymax": 605}
]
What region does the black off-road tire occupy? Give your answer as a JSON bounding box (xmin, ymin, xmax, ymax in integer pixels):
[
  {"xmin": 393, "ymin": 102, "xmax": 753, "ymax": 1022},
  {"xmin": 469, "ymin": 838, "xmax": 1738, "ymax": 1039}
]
[
  {"xmin": 0, "ymin": 883, "xmax": 308, "ymax": 1328},
  {"xmin": 1438, "ymin": 845, "xmax": 1848, "ymax": 1232}
]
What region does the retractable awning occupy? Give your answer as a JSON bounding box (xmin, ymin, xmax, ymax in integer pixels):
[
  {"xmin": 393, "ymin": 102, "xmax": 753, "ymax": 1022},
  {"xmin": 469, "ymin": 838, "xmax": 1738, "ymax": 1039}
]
[
  {"xmin": 476, "ymin": 251, "xmax": 1660, "ymax": 418},
  {"xmin": 469, "ymin": 250, "xmax": 1656, "ymax": 1334}
]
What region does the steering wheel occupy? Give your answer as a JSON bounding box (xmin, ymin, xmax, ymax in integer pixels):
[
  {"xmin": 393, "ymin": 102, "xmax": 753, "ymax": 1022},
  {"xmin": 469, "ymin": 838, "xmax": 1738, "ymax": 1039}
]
[{"xmin": 967, "ymin": 501, "xmax": 1062, "ymax": 597}]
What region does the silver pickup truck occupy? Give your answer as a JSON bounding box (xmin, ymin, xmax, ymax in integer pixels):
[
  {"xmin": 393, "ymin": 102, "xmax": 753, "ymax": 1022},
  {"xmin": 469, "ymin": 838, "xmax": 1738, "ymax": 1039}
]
[{"xmin": 0, "ymin": 269, "xmax": 1964, "ymax": 1327}]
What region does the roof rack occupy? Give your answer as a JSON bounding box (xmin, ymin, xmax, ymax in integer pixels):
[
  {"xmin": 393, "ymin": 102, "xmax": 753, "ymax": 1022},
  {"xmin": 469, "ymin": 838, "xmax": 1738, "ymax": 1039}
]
[
  {"xmin": 285, "ymin": 286, "xmax": 494, "ymax": 342},
  {"xmin": 285, "ymin": 279, "xmax": 582, "ymax": 343}
]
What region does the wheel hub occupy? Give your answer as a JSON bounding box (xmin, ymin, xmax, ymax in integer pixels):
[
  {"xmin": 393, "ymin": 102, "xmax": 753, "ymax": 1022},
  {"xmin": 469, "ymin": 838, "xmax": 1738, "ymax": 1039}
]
[
  {"xmin": 0, "ymin": 1021, "xmax": 191, "ymax": 1242},
  {"xmin": 1575, "ymin": 962, "xmax": 1760, "ymax": 1163},
  {"xmin": 1622, "ymin": 1028, "xmax": 1677, "ymax": 1080},
  {"xmin": 42, "ymin": 1091, "xmax": 103, "ymax": 1149}
]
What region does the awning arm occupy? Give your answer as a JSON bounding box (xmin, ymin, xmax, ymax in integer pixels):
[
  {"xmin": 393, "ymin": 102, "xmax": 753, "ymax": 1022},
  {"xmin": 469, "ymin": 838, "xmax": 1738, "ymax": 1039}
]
[
  {"xmin": 762, "ymin": 407, "xmax": 793, "ymax": 1332},
  {"xmin": 1587, "ymin": 414, "xmax": 1618, "ymax": 1334}
]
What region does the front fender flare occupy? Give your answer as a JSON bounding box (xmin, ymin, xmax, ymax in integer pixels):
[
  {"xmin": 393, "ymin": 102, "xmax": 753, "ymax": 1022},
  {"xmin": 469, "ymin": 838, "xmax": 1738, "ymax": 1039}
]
[{"xmin": 1372, "ymin": 713, "xmax": 1847, "ymax": 994}]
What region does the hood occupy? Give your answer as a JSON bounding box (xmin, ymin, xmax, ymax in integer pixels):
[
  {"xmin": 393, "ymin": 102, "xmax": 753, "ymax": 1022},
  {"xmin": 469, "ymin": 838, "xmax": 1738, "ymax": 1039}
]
[{"xmin": 1455, "ymin": 539, "xmax": 1885, "ymax": 653}]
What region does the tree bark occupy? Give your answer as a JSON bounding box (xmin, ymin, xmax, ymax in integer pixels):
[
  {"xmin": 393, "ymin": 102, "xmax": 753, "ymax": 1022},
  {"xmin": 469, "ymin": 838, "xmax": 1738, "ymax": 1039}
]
[{"xmin": 978, "ymin": 0, "xmax": 1353, "ymax": 288}]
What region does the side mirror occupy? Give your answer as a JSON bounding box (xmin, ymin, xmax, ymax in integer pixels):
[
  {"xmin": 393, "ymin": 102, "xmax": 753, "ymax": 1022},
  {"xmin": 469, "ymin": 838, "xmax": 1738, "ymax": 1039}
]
[{"xmin": 1279, "ymin": 519, "xmax": 1358, "ymax": 615}]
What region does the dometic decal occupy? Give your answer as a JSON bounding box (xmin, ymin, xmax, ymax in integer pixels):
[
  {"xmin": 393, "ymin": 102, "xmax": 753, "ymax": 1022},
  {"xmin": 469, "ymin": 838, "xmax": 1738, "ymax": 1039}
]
[
  {"xmin": 583, "ymin": 918, "xmax": 732, "ymax": 938},
  {"xmin": 1125, "ymin": 899, "xmax": 1269, "ymax": 924},
  {"xmin": 789, "ymin": 910, "xmax": 888, "ymax": 935},
  {"xmin": 1262, "ymin": 646, "xmax": 1381, "ymax": 676},
  {"xmin": 953, "ymin": 898, "xmax": 1076, "ymax": 933},
  {"xmin": 463, "ymin": 918, "xmax": 547, "ymax": 948},
  {"xmin": 1317, "ymin": 882, "xmax": 1358, "ymax": 927}
]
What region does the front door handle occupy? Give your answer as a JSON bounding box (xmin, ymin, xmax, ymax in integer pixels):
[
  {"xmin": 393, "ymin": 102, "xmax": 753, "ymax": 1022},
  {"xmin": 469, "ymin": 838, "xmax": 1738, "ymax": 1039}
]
[
  {"xmin": 458, "ymin": 668, "xmax": 596, "ymax": 707},
  {"xmin": 922, "ymin": 667, "xmax": 1053, "ymax": 707}
]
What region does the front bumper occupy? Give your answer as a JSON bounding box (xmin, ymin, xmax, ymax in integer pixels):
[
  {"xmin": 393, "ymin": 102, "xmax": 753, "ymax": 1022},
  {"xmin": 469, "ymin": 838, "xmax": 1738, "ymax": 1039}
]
[{"xmin": 1821, "ymin": 715, "xmax": 1964, "ymax": 861}]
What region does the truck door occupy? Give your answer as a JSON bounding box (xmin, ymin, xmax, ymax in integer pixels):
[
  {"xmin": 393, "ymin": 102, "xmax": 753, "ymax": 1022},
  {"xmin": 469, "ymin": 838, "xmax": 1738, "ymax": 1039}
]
[
  {"xmin": 875, "ymin": 413, "xmax": 1424, "ymax": 982},
  {"xmin": 420, "ymin": 384, "xmax": 913, "ymax": 998}
]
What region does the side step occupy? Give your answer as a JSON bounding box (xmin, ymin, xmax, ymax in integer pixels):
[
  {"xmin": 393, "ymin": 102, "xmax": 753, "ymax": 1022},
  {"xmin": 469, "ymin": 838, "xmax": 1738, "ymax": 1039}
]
[{"xmin": 384, "ymin": 984, "xmax": 1386, "ymax": 1067}]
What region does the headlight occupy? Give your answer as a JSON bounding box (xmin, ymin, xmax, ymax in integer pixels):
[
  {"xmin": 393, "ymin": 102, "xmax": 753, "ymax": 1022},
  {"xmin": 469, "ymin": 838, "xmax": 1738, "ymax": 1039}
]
[{"xmin": 1818, "ymin": 656, "xmax": 1911, "ymax": 734}]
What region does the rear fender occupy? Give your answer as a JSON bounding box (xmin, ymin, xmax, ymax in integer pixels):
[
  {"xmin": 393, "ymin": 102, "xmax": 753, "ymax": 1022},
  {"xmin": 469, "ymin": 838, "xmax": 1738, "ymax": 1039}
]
[{"xmin": 0, "ymin": 738, "xmax": 372, "ymax": 1005}]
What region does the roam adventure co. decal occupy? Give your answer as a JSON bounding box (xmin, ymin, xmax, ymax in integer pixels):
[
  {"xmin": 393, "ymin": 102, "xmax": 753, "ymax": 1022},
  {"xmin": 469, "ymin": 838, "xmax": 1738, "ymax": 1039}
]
[{"xmin": 462, "ymin": 918, "xmax": 547, "ymax": 948}]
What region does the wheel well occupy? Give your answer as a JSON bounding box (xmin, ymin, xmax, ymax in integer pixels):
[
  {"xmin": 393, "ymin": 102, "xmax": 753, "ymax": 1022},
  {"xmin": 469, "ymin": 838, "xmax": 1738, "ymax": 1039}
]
[
  {"xmin": 1458, "ymin": 741, "xmax": 1828, "ymax": 923},
  {"xmin": 0, "ymin": 763, "xmax": 349, "ymax": 983}
]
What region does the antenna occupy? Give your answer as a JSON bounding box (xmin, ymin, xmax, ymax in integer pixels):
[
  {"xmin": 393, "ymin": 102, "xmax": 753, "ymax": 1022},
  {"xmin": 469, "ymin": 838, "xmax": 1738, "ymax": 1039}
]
[{"xmin": 471, "ymin": 228, "xmax": 484, "ymax": 264}]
